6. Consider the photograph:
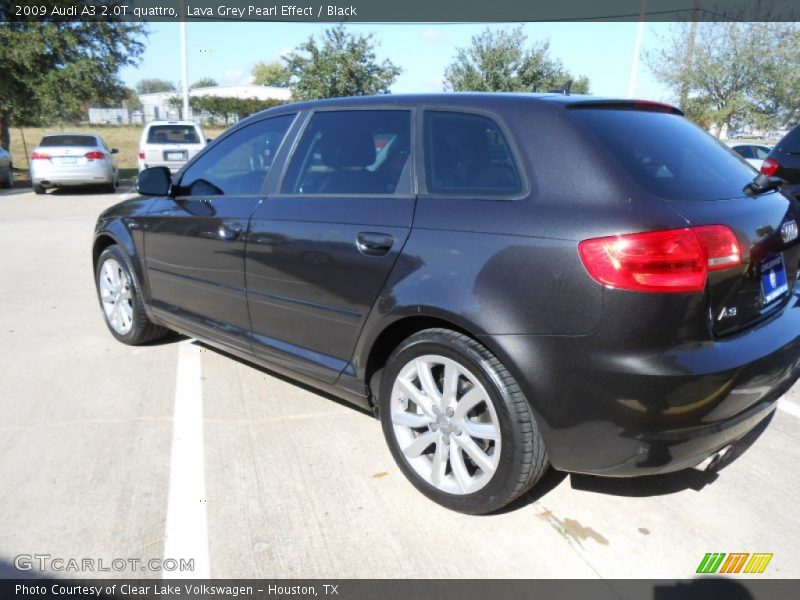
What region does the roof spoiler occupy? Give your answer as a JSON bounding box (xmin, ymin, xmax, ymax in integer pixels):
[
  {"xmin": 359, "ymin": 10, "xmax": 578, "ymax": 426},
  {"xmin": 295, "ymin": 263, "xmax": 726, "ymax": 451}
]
[{"xmin": 565, "ymin": 99, "xmax": 683, "ymax": 116}]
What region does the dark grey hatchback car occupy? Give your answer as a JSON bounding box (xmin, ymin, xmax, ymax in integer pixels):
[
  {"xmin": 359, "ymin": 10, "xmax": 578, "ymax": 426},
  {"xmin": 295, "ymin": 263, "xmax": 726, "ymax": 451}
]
[{"xmin": 94, "ymin": 94, "xmax": 800, "ymax": 514}]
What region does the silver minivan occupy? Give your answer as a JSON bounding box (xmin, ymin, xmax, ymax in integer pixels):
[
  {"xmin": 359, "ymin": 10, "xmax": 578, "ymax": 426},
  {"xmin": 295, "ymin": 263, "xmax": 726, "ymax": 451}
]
[{"xmin": 138, "ymin": 121, "xmax": 207, "ymax": 173}]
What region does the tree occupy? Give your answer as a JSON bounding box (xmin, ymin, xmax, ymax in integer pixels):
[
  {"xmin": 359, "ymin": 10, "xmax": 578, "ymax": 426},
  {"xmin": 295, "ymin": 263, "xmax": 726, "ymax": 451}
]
[
  {"xmin": 648, "ymin": 22, "xmax": 800, "ymax": 136},
  {"xmin": 190, "ymin": 78, "xmax": 218, "ymax": 90},
  {"xmin": 0, "ymin": 3, "xmax": 146, "ymax": 150},
  {"xmin": 443, "ymin": 27, "xmax": 590, "ymax": 94},
  {"xmin": 284, "ymin": 26, "xmax": 401, "ymax": 100},
  {"xmin": 251, "ymin": 61, "xmax": 291, "ymax": 88},
  {"xmin": 136, "ymin": 78, "xmax": 176, "ymax": 94}
]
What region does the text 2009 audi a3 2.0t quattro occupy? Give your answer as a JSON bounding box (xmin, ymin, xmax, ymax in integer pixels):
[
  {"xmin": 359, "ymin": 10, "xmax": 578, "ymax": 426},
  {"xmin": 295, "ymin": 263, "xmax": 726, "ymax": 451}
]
[{"xmin": 93, "ymin": 94, "xmax": 800, "ymax": 514}]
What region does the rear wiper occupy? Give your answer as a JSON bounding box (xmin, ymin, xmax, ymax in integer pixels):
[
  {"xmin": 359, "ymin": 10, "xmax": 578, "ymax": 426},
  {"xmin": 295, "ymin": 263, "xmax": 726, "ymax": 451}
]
[{"xmin": 743, "ymin": 173, "xmax": 784, "ymax": 196}]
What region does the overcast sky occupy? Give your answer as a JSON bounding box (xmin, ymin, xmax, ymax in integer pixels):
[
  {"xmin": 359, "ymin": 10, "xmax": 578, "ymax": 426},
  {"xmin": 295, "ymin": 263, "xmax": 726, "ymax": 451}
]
[{"xmin": 120, "ymin": 22, "xmax": 677, "ymax": 101}]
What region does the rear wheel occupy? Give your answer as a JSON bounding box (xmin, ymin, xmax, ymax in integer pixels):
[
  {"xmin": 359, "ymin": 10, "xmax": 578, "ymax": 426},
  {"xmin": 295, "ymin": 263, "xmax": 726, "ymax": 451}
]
[
  {"xmin": 34, "ymin": 184, "xmax": 45, "ymax": 195},
  {"xmin": 379, "ymin": 328, "xmax": 549, "ymax": 514},
  {"xmin": 95, "ymin": 245, "xmax": 169, "ymax": 345},
  {"xmin": 102, "ymin": 173, "xmax": 118, "ymax": 194},
  {"xmin": 1, "ymin": 165, "xmax": 12, "ymax": 189}
]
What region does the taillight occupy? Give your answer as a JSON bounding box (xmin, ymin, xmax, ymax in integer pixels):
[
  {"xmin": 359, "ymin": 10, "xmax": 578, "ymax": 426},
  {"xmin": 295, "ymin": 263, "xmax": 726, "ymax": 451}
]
[
  {"xmin": 578, "ymin": 225, "xmax": 742, "ymax": 293},
  {"xmin": 761, "ymin": 158, "xmax": 779, "ymax": 177},
  {"xmin": 31, "ymin": 151, "xmax": 50, "ymax": 160},
  {"xmin": 85, "ymin": 151, "xmax": 105, "ymax": 160},
  {"xmin": 138, "ymin": 151, "xmax": 146, "ymax": 160}
]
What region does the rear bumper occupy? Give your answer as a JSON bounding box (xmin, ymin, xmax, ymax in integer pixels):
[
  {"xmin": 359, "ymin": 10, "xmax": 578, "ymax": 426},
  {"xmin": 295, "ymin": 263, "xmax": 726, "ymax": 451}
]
[
  {"xmin": 485, "ymin": 290, "xmax": 800, "ymax": 477},
  {"xmin": 31, "ymin": 164, "xmax": 114, "ymax": 187}
]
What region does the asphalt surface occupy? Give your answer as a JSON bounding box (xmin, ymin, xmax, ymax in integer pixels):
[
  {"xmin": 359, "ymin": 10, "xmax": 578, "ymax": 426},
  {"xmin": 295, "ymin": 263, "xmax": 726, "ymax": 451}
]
[{"xmin": 0, "ymin": 187, "xmax": 799, "ymax": 582}]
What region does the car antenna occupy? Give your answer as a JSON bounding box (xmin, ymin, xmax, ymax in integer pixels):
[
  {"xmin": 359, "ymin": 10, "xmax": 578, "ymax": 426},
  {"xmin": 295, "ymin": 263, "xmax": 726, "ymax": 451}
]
[{"xmin": 548, "ymin": 80, "xmax": 572, "ymax": 95}]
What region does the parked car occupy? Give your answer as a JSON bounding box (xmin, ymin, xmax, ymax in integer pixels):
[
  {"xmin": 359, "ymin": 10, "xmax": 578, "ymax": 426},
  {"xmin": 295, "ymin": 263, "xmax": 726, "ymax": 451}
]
[
  {"xmin": 93, "ymin": 94, "xmax": 800, "ymax": 514},
  {"xmin": 728, "ymin": 142, "xmax": 772, "ymax": 170},
  {"xmin": 0, "ymin": 146, "xmax": 12, "ymax": 189},
  {"xmin": 762, "ymin": 124, "xmax": 800, "ymax": 189},
  {"xmin": 30, "ymin": 133, "xmax": 118, "ymax": 194},
  {"xmin": 138, "ymin": 120, "xmax": 207, "ymax": 173}
]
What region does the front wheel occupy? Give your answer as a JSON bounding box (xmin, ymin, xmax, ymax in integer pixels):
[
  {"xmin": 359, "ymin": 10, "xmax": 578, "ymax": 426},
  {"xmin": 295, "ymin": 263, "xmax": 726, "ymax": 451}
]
[
  {"xmin": 379, "ymin": 329, "xmax": 549, "ymax": 514},
  {"xmin": 95, "ymin": 245, "xmax": 168, "ymax": 345}
]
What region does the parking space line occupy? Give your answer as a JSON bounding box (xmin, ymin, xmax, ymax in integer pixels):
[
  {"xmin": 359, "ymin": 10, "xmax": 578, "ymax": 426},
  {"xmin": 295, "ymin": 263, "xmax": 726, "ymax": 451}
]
[
  {"xmin": 163, "ymin": 340, "xmax": 210, "ymax": 578},
  {"xmin": 778, "ymin": 398, "xmax": 800, "ymax": 418}
]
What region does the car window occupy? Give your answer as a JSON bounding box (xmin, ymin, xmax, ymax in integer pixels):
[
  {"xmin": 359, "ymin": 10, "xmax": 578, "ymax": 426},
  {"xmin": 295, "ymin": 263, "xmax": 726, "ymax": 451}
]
[
  {"xmin": 175, "ymin": 114, "xmax": 295, "ymax": 197},
  {"xmin": 570, "ymin": 109, "xmax": 755, "ymax": 201},
  {"xmin": 424, "ymin": 111, "xmax": 522, "ymax": 196},
  {"xmin": 733, "ymin": 145, "xmax": 754, "ymax": 159},
  {"xmin": 147, "ymin": 125, "xmax": 201, "ymax": 145},
  {"xmin": 754, "ymin": 146, "xmax": 771, "ymax": 159},
  {"xmin": 39, "ymin": 135, "xmax": 97, "ymax": 147},
  {"xmin": 281, "ymin": 110, "xmax": 411, "ymax": 195}
]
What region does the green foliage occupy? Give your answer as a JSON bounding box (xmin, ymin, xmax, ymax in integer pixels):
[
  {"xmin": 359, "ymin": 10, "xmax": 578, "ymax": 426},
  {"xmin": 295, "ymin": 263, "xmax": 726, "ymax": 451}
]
[
  {"xmin": 443, "ymin": 27, "xmax": 590, "ymax": 94},
  {"xmin": 647, "ymin": 22, "xmax": 800, "ymax": 135},
  {"xmin": 251, "ymin": 62, "xmax": 291, "ymax": 87},
  {"xmin": 190, "ymin": 78, "xmax": 219, "ymax": 90},
  {"xmin": 168, "ymin": 95, "xmax": 286, "ymax": 123},
  {"xmin": 0, "ymin": 2, "xmax": 146, "ymax": 148},
  {"xmin": 284, "ymin": 26, "xmax": 401, "ymax": 100},
  {"xmin": 136, "ymin": 78, "xmax": 176, "ymax": 94}
]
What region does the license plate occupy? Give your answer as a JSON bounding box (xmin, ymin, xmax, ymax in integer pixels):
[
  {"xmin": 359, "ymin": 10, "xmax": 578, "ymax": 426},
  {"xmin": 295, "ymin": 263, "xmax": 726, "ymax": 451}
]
[
  {"xmin": 59, "ymin": 157, "xmax": 77, "ymax": 165},
  {"xmin": 761, "ymin": 254, "xmax": 789, "ymax": 304},
  {"xmin": 165, "ymin": 151, "xmax": 186, "ymax": 161}
]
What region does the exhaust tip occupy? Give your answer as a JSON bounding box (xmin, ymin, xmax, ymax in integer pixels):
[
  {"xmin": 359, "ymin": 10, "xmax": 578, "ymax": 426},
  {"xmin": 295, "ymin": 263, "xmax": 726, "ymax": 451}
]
[{"xmin": 695, "ymin": 445, "xmax": 733, "ymax": 472}]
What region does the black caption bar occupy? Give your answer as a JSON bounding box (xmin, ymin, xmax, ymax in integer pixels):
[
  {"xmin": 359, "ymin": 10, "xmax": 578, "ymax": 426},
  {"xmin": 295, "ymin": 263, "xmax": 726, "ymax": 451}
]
[
  {"xmin": 3, "ymin": 579, "xmax": 800, "ymax": 600},
  {"xmin": 2, "ymin": 0, "xmax": 800, "ymax": 22}
]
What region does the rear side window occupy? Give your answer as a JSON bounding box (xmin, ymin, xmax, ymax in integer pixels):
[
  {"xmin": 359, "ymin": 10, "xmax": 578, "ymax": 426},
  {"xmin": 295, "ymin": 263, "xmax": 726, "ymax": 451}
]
[
  {"xmin": 733, "ymin": 145, "xmax": 754, "ymax": 159},
  {"xmin": 281, "ymin": 110, "xmax": 412, "ymax": 195},
  {"xmin": 147, "ymin": 125, "xmax": 201, "ymax": 144},
  {"xmin": 777, "ymin": 125, "xmax": 800, "ymax": 153},
  {"xmin": 40, "ymin": 135, "xmax": 97, "ymax": 147},
  {"xmin": 175, "ymin": 114, "xmax": 294, "ymax": 197},
  {"xmin": 570, "ymin": 109, "xmax": 755, "ymax": 201},
  {"xmin": 424, "ymin": 111, "xmax": 522, "ymax": 196}
]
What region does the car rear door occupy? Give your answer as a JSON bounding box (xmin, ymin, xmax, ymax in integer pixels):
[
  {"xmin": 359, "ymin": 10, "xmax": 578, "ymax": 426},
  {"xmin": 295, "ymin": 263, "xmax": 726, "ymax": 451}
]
[
  {"xmin": 245, "ymin": 108, "xmax": 416, "ymax": 383},
  {"xmin": 141, "ymin": 113, "xmax": 296, "ymax": 353}
]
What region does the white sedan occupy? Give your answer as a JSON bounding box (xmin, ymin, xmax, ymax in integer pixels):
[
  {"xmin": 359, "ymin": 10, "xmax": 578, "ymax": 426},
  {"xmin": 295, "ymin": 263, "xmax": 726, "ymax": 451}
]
[{"xmin": 728, "ymin": 143, "xmax": 773, "ymax": 170}]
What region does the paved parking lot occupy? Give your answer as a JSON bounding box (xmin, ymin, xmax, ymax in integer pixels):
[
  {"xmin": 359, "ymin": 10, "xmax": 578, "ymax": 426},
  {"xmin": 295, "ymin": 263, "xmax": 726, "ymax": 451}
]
[{"xmin": 1, "ymin": 187, "xmax": 799, "ymax": 581}]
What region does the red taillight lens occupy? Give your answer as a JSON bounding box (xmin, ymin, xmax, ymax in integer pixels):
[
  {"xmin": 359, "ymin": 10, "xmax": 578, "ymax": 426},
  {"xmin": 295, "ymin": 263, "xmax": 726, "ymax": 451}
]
[
  {"xmin": 578, "ymin": 226, "xmax": 742, "ymax": 293},
  {"xmin": 31, "ymin": 151, "xmax": 50, "ymax": 160},
  {"xmin": 85, "ymin": 151, "xmax": 105, "ymax": 160},
  {"xmin": 761, "ymin": 157, "xmax": 779, "ymax": 177},
  {"xmin": 138, "ymin": 151, "xmax": 146, "ymax": 160}
]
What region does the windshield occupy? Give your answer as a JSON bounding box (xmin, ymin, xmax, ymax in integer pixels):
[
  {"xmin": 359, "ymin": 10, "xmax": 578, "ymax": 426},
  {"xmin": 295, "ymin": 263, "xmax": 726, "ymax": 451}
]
[
  {"xmin": 570, "ymin": 108, "xmax": 755, "ymax": 201},
  {"xmin": 147, "ymin": 125, "xmax": 201, "ymax": 144}
]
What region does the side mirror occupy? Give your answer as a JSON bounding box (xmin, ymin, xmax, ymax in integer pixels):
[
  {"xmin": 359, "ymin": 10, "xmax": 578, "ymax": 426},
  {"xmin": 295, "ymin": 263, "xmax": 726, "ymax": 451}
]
[
  {"xmin": 111, "ymin": 148, "xmax": 119, "ymax": 154},
  {"xmin": 136, "ymin": 166, "xmax": 172, "ymax": 196}
]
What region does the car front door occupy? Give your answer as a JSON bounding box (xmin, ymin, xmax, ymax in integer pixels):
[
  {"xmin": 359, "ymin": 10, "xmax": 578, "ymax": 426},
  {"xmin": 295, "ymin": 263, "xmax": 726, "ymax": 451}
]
[
  {"xmin": 142, "ymin": 113, "xmax": 296, "ymax": 352},
  {"xmin": 246, "ymin": 108, "xmax": 416, "ymax": 383}
]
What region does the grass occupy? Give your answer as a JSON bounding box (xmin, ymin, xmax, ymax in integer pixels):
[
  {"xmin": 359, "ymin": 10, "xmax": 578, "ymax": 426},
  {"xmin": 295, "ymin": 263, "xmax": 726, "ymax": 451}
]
[{"xmin": 8, "ymin": 124, "xmax": 229, "ymax": 178}]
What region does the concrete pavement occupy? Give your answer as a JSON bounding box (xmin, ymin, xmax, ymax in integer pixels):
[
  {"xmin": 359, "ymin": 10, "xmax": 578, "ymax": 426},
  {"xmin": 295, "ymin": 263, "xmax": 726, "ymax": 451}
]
[{"xmin": 0, "ymin": 188, "xmax": 798, "ymax": 580}]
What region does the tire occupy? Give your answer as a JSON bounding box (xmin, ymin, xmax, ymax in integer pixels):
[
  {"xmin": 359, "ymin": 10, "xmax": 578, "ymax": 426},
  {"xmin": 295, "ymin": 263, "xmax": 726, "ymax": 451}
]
[
  {"xmin": 1, "ymin": 165, "xmax": 12, "ymax": 189},
  {"xmin": 102, "ymin": 173, "xmax": 118, "ymax": 194},
  {"xmin": 95, "ymin": 245, "xmax": 169, "ymax": 345},
  {"xmin": 34, "ymin": 184, "xmax": 46, "ymax": 195},
  {"xmin": 379, "ymin": 328, "xmax": 549, "ymax": 514}
]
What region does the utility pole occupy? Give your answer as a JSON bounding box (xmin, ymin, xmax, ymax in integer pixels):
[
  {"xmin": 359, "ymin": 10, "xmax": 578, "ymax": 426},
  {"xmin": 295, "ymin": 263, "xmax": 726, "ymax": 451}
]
[
  {"xmin": 180, "ymin": 5, "xmax": 190, "ymax": 121},
  {"xmin": 627, "ymin": 0, "xmax": 647, "ymax": 98},
  {"xmin": 679, "ymin": 0, "xmax": 702, "ymax": 110}
]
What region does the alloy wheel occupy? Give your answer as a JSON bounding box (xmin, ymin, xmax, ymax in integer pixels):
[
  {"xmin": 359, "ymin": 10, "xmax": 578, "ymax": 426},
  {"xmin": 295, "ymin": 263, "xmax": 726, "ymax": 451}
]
[
  {"xmin": 389, "ymin": 354, "xmax": 501, "ymax": 495},
  {"xmin": 98, "ymin": 258, "xmax": 134, "ymax": 335}
]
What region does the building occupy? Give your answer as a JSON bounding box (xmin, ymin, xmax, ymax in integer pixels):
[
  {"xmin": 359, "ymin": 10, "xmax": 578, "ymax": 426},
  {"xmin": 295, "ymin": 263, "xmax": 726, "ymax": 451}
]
[{"xmin": 88, "ymin": 84, "xmax": 292, "ymax": 125}]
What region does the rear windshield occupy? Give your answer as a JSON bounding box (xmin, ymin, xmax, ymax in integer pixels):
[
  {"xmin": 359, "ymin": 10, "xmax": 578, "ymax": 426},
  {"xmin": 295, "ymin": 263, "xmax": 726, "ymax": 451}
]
[
  {"xmin": 776, "ymin": 125, "xmax": 800, "ymax": 154},
  {"xmin": 147, "ymin": 125, "xmax": 201, "ymax": 144},
  {"xmin": 39, "ymin": 135, "xmax": 97, "ymax": 147},
  {"xmin": 570, "ymin": 109, "xmax": 755, "ymax": 201}
]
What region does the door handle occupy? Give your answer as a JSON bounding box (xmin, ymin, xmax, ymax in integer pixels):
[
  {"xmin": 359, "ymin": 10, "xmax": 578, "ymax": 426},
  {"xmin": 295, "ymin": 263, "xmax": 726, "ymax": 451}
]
[
  {"xmin": 356, "ymin": 232, "xmax": 394, "ymax": 256},
  {"xmin": 218, "ymin": 223, "xmax": 243, "ymax": 242}
]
